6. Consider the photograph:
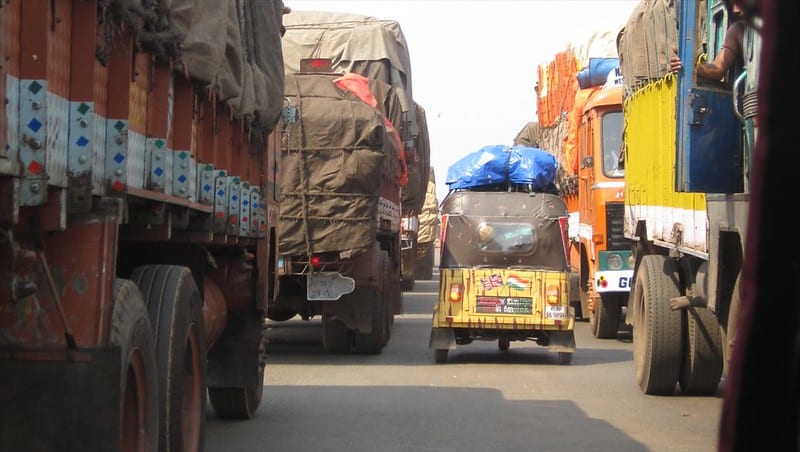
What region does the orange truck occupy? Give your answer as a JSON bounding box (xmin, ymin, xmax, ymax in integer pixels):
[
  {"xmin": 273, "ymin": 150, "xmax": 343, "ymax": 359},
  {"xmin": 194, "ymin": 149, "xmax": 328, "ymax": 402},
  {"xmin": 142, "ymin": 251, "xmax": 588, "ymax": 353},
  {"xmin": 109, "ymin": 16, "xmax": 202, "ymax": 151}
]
[
  {"xmin": 0, "ymin": 1, "xmax": 288, "ymax": 449},
  {"xmin": 534, "ymin": 35, "xmax": 634, "ymax": 339}
]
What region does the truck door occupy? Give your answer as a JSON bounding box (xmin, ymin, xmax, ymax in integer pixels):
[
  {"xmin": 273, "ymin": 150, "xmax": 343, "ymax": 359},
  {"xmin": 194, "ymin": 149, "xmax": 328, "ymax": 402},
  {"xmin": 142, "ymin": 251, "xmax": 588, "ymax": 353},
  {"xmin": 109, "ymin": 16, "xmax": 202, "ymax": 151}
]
[
  {"xmin": 579, "ymin": 117, "xmax": 594, "ymax": 225},
  {"xmin": 675, "ymin": 0, "xmax": 743, "ymax": 194}
]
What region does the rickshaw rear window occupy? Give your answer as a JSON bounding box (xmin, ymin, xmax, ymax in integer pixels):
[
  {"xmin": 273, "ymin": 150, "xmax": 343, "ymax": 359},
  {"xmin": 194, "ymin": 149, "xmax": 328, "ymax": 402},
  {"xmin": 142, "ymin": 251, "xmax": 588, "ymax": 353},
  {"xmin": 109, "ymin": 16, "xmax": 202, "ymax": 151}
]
[{"xmin": 476, "ymin": 222, "xmax": 535, "ymax": 254}]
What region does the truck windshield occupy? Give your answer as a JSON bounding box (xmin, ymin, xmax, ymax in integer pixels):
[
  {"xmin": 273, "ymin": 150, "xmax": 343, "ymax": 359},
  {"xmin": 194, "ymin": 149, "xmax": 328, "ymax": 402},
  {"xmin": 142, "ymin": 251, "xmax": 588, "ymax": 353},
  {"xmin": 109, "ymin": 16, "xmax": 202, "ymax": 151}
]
[{"xmin": 602, "ymin": 111, "xmax": 624, "ymax": 178}]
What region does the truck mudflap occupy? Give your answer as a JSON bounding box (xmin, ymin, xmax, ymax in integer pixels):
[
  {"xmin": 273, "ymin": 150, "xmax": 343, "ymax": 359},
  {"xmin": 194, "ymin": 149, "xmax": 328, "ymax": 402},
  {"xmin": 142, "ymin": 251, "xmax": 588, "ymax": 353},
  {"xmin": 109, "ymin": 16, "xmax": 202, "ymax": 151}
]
[{"xmin": 0, "ymin": 350, "xmax": 121, "ymax": 450}]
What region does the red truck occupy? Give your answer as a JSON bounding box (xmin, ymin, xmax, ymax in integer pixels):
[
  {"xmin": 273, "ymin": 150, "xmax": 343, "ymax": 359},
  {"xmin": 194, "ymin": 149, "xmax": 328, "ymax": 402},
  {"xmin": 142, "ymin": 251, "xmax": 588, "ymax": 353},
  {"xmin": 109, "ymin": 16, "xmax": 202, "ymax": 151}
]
[{"xmin": 0, "ymin": 1, "xmax": 288, "ymax": 449}]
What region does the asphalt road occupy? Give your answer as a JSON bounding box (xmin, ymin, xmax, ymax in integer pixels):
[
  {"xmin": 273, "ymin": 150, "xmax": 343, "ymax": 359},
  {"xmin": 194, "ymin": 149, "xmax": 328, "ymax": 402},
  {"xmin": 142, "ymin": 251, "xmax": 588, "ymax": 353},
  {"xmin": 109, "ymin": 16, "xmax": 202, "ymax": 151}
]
[{"xmin": 205, "ymin": 277, "xmax": 723, "ymax": 452}]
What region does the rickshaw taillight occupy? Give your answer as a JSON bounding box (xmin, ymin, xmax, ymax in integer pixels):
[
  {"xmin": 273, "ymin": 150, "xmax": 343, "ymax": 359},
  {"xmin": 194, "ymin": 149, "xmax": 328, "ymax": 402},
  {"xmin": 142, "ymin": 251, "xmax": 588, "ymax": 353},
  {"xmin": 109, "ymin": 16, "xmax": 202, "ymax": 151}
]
[
  {"xmin": 310, "ymin": 255, "xmax": 322, "ymax": 269},
  {"xmin": 448, "ymin": 283, "xmax": 463, "ymax": 303},
  {"xmin": 546, "ymin": 284, "xmax": 560, "ymax": 305}
]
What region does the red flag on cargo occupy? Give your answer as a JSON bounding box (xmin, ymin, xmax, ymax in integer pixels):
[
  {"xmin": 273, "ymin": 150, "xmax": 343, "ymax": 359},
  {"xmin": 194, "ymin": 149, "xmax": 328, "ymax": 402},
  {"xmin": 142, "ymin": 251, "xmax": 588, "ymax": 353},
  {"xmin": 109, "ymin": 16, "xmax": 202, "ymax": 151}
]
[{"xmin": 333, "ymin": 73, "xmax": 408, "ymax": 186}]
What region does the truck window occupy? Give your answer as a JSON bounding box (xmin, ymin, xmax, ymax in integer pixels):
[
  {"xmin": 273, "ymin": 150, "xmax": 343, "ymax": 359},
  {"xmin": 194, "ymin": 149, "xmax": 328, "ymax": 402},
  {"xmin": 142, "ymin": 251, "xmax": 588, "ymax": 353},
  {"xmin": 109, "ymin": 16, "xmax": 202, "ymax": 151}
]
[{"xmin": 602, "ymin": 111, "xmax": 624, "ymax": 178}]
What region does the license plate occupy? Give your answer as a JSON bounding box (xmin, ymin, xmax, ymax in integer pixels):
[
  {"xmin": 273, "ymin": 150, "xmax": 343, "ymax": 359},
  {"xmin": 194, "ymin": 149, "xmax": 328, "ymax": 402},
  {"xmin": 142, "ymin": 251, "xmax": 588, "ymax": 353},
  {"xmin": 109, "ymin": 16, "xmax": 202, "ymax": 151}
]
[
  {"xmin": 545, "ymin": 305, "xmax": 567, "ymax": 320},
  {"xmin": 307, "ymin": 273, "xmax": 356, "ymax": 301}
]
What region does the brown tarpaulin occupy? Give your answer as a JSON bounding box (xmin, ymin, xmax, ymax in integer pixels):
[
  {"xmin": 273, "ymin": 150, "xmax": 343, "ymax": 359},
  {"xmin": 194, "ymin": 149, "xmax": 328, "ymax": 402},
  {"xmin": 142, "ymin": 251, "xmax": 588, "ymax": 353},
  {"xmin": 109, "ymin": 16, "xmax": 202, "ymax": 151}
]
[
  {"xmin": 169, "ymin": 0, "xmax": 286, "ymax": 131},
  {"xmin": 280, "ymin": 73, "xmax": 401, "ymax": 255},
  {"xmin": 282, "ymin": 11, "xmax": 429, "ymax": 214}
]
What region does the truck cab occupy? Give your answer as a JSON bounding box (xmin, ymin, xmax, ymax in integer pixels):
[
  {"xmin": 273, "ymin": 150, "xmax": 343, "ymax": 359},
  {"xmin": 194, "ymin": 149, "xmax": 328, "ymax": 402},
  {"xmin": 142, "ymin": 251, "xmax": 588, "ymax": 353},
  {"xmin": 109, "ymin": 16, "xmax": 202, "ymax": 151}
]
[{"xmin": 570, "ymin": 83, "xmax": 634, "ymax": 339}]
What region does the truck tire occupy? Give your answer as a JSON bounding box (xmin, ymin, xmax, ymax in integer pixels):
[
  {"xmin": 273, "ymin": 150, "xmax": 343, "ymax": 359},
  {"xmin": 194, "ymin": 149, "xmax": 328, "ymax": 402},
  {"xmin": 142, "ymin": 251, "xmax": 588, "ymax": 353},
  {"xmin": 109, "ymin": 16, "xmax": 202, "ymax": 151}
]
[
  {"xmin": 720, "ymin": 273, "xmax": 741, "ymax": 379},
  {"xmin": 207, "ymin": 313, "xmax": 267, "ymax": 420},
  {"xmin": 434, "ymin": 349, "xmax": 449, "ymax": 364},
  {"xmin": 111, "ymin": 278, "xmax": 159, "ymax": 451},
  {"xmin": 132, "ymin": 265, "xmax": 207, "ymax": 452},
  {"xmin": 416, "ymin": 246, "xmax": 435, "ymax": 280},
  {"xmin": 401, "ymin": 275, "xmax": 415, "ymax": 292},
  {"xmin": 632, "ymin": 255, "xmax": 683, "ymax": 395},
  {"xmin": 266, "ymin": 306, "xmax": 297, "ymax": 322},
  {"xmin": 591, "ymin": 293, "xmax": 621, "ymax": 339},
  {"xmin": 322, "ymin": 316, "xmax": 352, "ymax": 353},
  {"xmin": 353, "ymin": 251, "xmax": 391, "ymax": 354},
  {"xmin": 678, "ymin": 306, "xmax": 723, "ymax": 395}
]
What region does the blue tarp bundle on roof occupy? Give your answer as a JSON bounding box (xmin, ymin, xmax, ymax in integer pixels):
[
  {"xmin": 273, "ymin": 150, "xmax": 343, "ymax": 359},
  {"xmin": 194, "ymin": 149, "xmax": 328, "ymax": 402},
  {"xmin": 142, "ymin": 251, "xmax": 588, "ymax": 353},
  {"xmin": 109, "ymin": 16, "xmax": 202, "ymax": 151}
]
[{"xmin": 445, "ymin": 144, "xmax": 557, "ymax": 191}]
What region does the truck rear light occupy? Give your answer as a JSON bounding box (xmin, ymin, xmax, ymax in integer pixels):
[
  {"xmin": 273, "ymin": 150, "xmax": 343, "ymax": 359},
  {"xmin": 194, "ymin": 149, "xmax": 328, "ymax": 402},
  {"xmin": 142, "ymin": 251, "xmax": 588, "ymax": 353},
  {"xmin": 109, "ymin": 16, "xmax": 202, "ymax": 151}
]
[
  {"xmin": 448, "ymin": 283, "xmax": 462, "ymax": 303},
  {"xmin": 592, "ymin": 233, "xmax": 604, "ymax": 244},
  {"xmin": 300, "ymin": 58, "xmax": 333, "ymax": 72},
  {"xmin": 310, "ymin": 255, "xmax": 322, "ymax": 269},
  {"xmin": 546, "ymin": 284, "xmax": 560, "ymax": 305}
]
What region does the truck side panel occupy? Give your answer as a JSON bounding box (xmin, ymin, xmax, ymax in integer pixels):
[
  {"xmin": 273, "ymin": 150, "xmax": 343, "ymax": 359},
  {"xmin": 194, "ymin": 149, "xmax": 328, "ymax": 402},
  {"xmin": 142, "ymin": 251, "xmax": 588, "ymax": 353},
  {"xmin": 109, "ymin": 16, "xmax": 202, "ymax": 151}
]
[{"xmin": 623, "ymin": 77, "xmax": 708, "ymax": 255}]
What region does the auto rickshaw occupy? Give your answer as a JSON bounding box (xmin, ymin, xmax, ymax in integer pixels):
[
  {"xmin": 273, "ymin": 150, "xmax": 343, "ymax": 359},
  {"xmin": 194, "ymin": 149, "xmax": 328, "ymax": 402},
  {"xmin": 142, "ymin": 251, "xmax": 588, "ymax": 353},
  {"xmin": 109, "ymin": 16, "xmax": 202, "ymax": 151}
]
[{"xmin": 429, "ymin": 145, "xmax": 576, "ymax": 364}]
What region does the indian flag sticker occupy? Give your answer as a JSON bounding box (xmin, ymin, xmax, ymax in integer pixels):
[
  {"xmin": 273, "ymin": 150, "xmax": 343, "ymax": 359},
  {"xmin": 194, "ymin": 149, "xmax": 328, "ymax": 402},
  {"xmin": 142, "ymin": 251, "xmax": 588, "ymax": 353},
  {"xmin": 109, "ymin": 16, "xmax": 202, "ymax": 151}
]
[{"xmin": 505, "ymin": 274, "xmax": 529, "ymax": 291}]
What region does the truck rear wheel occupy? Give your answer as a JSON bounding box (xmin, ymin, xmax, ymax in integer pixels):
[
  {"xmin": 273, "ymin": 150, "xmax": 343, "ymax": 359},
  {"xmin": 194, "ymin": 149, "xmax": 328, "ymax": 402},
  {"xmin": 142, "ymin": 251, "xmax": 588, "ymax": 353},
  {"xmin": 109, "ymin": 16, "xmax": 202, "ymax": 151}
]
[
  {"xmin": 132, "ymin": 265, "xmax": 207, "ymax": 452},
  {"xmin": 207, "ymin": 313, "xmax": 267, "ymax": 420},
  {"xmin": 591, "ymin": 294, "xmax": 621, "ymax": 339},
  {"xmin": 679, "ymin": 307, "xmax": 723, "ymax": 395},
  {"xmin": 207, "ymin": 357, "xmax": 265, "ymax": 420},
  {"xmin": 434, "ymin": 349, "xmax": 449, "ymax": 363},
  {"xmin": 112, "ymin": 278, "xmax": 159, "ymax": 451},
  {"xmin": 633, "ymin": 255, "xmax": 683, "ymax": 395},
  {"xmin": 322, "ymin": 316, "xmax": 352, "ymax": 353},
  {"xmin": 416, "ymin": 245, "xmax": 435, "ymax": 280}
]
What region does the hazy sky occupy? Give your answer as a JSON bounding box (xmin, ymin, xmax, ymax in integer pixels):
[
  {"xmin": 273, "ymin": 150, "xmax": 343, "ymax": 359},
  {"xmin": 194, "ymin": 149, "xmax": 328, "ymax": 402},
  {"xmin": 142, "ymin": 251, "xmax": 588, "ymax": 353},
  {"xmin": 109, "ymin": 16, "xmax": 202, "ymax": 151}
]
[{"xmin": 287, "ymin": 0, "xmax": 639, "ymax": 203}]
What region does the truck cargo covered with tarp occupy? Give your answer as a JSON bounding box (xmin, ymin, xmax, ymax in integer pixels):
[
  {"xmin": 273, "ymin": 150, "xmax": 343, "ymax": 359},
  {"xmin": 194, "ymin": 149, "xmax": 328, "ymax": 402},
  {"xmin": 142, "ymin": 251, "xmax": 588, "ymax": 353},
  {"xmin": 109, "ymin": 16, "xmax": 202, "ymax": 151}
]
[
  {"xmin": 445, "ymin": 145, "xmax": 557, "ymax": 192},
  {"xmin": 168, "ymin": 0, "xmax": 286, "ymax": 130},
  {"xmin": 280, "ymin": 73, "xmax": 403, "ymax": 255},
  {"xmin": 282, "ymin": 10, "xmax": 429, "ymax": 214}
]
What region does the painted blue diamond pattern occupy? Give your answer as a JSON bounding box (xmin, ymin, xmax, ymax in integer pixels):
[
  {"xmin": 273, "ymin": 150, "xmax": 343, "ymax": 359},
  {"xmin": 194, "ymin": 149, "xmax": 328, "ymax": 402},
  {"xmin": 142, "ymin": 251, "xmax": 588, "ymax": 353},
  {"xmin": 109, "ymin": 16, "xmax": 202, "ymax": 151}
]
[
  {"xmin": 154, "ymin": 167, "xmax": 164, "ymax": 177},
  {"xmin": 217, "ymin": 189, "xmax": 225, "ymax": 197},
  {"xmin": 204, "ymin": 184, "xmax": 212, "ymax": 192},
  {"xmin": 232, "ymin": 195, "xmax": 238, "ymax": 202},
  {"xmin": 76, "ymin": 136, "xmax": 89, "ymax": 147},
  {"xmin": 28, "ymin": 81, "xmax": 43, "ymax": 94},
  {"xmin": 114, "ymin": 153, "xmax": 125, "ymax": 164},
  {"xmin": 114, "ymin": 121, "xmax": 125, "ymax": 132},
  {"xmin": 77, "ymin": 103, "xmax": 90, "ymax": 115},
  {"xmin": 27, "ymin": 118, "xmax": 43, "ymax": 133},
  {"xmin": 242, "ymin": 200, "xmax": 249, "ymax": 207},
  {"xmin": 253, "ymin": 202, "xmax": 258, "ymax": 209},
  {"xmin": 178, "ymin": 175, "xmax": 187, "ymax": 183}
]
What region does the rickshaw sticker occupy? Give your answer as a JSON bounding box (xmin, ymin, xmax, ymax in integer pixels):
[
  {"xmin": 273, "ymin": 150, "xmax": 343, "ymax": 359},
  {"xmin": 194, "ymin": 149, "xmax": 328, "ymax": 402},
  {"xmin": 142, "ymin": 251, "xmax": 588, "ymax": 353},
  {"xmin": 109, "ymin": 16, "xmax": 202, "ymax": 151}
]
[
  {"xmin": 476, "ymin": 296, "xmax": 533, "ymax": 314},
  {"xmin": 480, "ymin": 274, "xmax": 503, "ymax": 291},
  {"xmin": 505, "ymin": 274, "xmax": 530, "ymax": 290}
]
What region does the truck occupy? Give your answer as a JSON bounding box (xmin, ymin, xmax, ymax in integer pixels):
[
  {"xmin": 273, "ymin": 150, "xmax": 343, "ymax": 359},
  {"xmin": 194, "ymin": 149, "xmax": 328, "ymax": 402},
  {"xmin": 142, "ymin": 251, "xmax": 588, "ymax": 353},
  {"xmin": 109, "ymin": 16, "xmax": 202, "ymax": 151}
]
[
  {"xmin": 400, "ymin": 102, "xmax": 432, "ymax": 291},
  {"xmin": 533, "ymin": 34, "xmax": 634, "ymax": 339},
  {"xmin": 279, "ymin": 11, "xmax": 430, "ymax": 296},
  {"xmin": 618, "ymin": 0, "xmax": 760, "ymax": 395},
  {"xmin": 0, "ymin": 0, "xmax": 288, "ymax": 449},
  {"xmin": 270, "ymin": 11, "xmax": 426, "ymax": 353},
  {"xmin": 415, "ymin": 167, "xmax": 440, "ymax": 281}
]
